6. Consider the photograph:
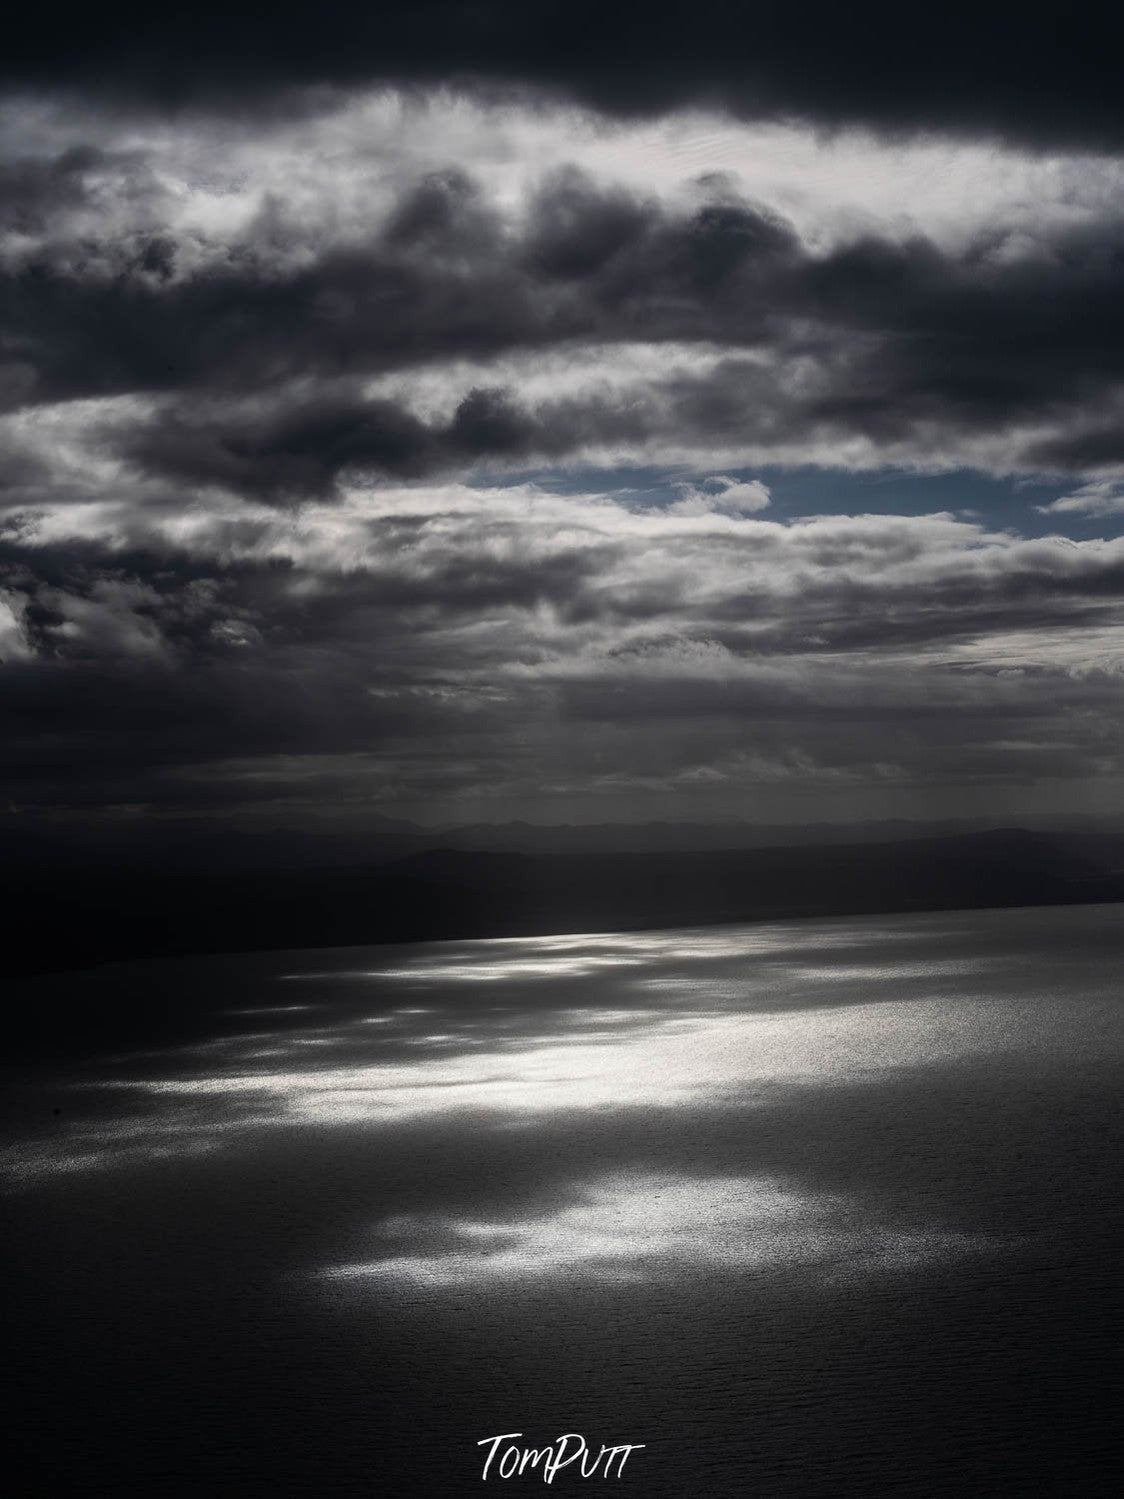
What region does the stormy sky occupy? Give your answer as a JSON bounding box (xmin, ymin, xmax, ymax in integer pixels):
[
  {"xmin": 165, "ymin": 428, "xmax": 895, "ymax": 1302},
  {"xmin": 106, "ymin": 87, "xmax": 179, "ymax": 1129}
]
[{"xmin": 2, "ymin": 5, "xmax": 1124, "ymax": 835}]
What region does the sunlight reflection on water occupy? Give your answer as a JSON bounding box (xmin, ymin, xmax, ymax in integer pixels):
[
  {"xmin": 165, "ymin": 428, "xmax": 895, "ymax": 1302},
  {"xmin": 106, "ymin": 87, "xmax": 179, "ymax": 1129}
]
[
  {"xmin": 5, "ymin": 908, "xmax": 1122, "ymax": 1295},
  {"xmin": 324, "ymin": 1170, "xmax": 993, "ymax": 1287}
]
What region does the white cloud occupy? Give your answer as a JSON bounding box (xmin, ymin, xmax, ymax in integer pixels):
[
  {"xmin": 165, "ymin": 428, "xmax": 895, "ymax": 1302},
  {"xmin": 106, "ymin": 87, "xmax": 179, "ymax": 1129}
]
[
  {"xmin": 668, "ymin": 474, "xmax": 772, "ymax": 515},
  {"xmin": 6, "ymin": 91, "xmax": 1122, "ymax": 260},
  {"xmin": 1038, "ymin": 481, "xmax": 1124, "ymax": 518},
  {"xmin": 0, "ymin": 591, "xmax": 32, "ymax": 662}
]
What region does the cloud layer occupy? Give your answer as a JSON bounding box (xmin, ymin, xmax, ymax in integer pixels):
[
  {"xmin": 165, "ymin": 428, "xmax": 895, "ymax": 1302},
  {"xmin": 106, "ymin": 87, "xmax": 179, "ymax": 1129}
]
[
  {"xmin": 1, "ymin": 63, "xmax": 1122, "ymax": 831},
  {"xmin": 5, "ymin": 3, "xmax": 1124, "ymax": 151},
  {"xmin": 3, "ymin": 127, "xmax": 1124, "ymax": 488},
  {"xmin": 3, "ymin": 480, "xmax": 1122, "ymax": 823}
]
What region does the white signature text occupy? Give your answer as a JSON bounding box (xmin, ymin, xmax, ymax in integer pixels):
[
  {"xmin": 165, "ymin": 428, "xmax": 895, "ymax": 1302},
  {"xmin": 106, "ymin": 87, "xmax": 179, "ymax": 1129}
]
[{"xmin": 478, "ymin": 1432, "xmax": 646, "ymax": 1482}]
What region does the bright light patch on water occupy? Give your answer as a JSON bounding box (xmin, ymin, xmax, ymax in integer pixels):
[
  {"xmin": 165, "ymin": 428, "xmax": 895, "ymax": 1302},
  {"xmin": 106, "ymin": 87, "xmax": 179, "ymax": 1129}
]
[
  {"xmin": 324, "ymin": 1171, "xmax": 993, "ymax": 1286},
  {"xmin": 6, "ymin": 912, "xmax": 1119, "ymax": 1214},
  {"xmin": 134, "ymin": 996, "xmax": 981, "ymax": 1127}
]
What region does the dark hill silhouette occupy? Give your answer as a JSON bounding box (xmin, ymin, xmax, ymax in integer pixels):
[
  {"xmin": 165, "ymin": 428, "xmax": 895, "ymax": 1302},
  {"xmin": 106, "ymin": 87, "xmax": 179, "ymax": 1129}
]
[
  {"xmin": 6, "ymin": 827, "xmax": 1123, "ymax": 983},
  {"xmin": 6, "ymin": 825, "xmax": 1123, "ymax": 1061}
]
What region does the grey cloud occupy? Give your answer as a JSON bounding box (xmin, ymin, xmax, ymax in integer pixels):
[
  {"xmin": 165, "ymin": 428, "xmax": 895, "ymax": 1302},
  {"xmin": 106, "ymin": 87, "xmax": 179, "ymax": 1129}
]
[
  {"xmin": 1026, "ymin": 423, "xmax": 1124, "ymax": 471},
  {"xmin": 0, "ymin": 170, "xmax": 797, "ymax": 409},
  {"xmin": 2, "ymin": 500, "xmax": 1122, "ymax": 820},
  {"xmin": 4, "ymin": 169, "xmax": 1122, "ymax": 490},
  {"xmin": 0, "ymin": 146, "xmax": 113, "ymax": 232},
  {"xmin": 4, "ymin": 3, "xmax": 1124, "ymax": 153},
  {"xmin": 120, "ymin": 381, "xmax": 654, "ymax": 500},
  {"xmin": 2, "ymin": 51, "xmax": 1123, "ymax": 838}
]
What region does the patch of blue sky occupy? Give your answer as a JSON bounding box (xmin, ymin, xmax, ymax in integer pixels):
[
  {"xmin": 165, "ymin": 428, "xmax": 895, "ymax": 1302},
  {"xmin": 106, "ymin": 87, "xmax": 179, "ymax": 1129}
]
[{"xmin": 475, "ymin": 465, "xmax": 1124, "ymax": 540}]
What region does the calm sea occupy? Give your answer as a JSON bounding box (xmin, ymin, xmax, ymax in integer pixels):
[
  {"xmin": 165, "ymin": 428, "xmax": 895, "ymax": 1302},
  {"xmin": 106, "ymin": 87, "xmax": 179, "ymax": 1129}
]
[{"xmin": 4, "ymin": 904, "xmax": 1122, "ymax": 1495}]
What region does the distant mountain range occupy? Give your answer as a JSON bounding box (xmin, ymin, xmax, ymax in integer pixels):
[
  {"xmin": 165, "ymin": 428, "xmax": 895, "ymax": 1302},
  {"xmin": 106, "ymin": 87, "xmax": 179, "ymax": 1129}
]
[
  {"xmin": 6, "ymin": 808, "xmax": 1124, "ymax": 871},
  {"xmin": 6, "ymin": 824, "xmax": 1124, "ymax": 981}
]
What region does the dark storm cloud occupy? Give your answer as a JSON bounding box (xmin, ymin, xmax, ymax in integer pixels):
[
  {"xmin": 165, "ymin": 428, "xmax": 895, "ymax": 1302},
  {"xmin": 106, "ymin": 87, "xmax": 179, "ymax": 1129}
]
[
  {"xmin": 8, "ymin": 166, "xmax": 1120, "ymax": 491},
  {"xmin": 120, "ymin": 382, "xmax": 659, "ymax": 499},
  {"xmin": 0, "ymin": 146, "xmax": 113, "ymax": 231},
  {"xmin": 0, "ymin": 171, "xmax": 793, "ymax": 410},
  {"xmin": 2, "ymin": 11, "xmax": 1123, "ymax": 836},
  {"xmin": 1027, "ymin": 423, "xmax": 1124, "ymax": 471},
  {"xmin": 2, "ymin": 497, "xmax": 1122, "ymax": 820},
  {"xmin": 0, "ymin": 530, "xmax": 516, "ymax": 811},
  {"xmin": 4, "ymin": 2, "xmax": 1124, "ymax": 151}
]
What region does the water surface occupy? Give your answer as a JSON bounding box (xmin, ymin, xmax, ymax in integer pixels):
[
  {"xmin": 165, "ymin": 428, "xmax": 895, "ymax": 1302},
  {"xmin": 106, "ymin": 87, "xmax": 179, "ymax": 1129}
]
[{"xmin": 5, "ymin": 904, "xmax": 1122, "ymax": 1494}]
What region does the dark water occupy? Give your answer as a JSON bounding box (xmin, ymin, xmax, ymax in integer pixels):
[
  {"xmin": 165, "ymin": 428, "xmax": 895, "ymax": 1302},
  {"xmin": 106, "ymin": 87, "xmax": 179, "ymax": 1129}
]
[{"xmin": 4, "ymin": 905, "xmax": 1122, "ymax": 1495}]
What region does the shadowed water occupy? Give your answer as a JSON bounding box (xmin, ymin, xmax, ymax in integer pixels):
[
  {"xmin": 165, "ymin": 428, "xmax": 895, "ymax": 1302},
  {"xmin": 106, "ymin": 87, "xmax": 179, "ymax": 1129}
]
[{"xmin": 4, "ymin": 904, "xmax": 1122, "ymax": 1494}]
